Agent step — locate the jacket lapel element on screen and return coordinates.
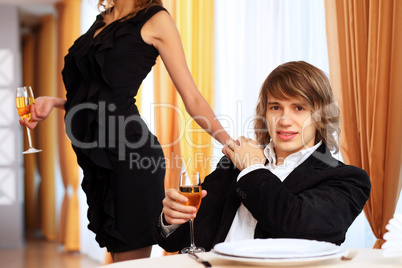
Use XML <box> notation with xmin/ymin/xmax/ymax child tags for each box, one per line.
<box><xmin>283</xmin><ymin>143</ymin><xmax>338</xmax><ymax>193</ymax></box>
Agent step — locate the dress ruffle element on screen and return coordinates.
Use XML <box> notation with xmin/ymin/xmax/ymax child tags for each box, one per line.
<box><xmin>92</xmin><ymin>16</ymin><xmax>145</xmax><ymax>89</ymax></box>
<box><xmin>81</xmin><ymin>161</ymin><xmax>127</xmax><ymax>249</ymax></box>
<box><xmin>66</xmin><ymin>17</ymin><xmax>126</xmax><ymax>249</ymax></box>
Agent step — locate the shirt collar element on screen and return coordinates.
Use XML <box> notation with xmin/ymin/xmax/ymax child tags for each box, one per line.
<box><xmin>264</xmin><ymin>140</ymin><xmax>323</xmax><ymax>168</ymax></box>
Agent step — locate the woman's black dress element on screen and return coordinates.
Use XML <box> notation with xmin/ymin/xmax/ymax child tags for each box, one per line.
<box><xmin>61</xmin><ymin>6</ymin><xmax>166</xmax><ymax>252</ymax></box>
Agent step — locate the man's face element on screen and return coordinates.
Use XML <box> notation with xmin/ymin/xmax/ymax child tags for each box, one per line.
<box><xmin>265</xmin><ymin>95</ymin><xmax>317</xmax><ymax>161</ymax></box>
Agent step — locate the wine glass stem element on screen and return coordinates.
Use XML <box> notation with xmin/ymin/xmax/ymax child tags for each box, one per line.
<box><xmin>189</xmin><ymin>219</ymin><xmax>195</xmax><ymax>249</ymax></box>
<box><xmin>26</xmin><ymin>127</ymin><xmax>34</xmax><ymax>148</ymax></box>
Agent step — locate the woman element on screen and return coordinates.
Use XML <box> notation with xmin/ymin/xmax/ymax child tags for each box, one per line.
<box><xmin>21</xmin><ymin>0</ymin><xmax>230</xmax><ymax>262</ymax></box>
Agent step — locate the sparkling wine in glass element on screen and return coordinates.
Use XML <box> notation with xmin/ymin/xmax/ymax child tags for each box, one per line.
<box><xmin>179</xmin><ymin>170</ymin><xmax>205</xmax><ymax>254</ymax></box>
<box><xmin>16</xmin><ymin>86</ymin><xmax>42</xmax><ymax>154</ymax></box>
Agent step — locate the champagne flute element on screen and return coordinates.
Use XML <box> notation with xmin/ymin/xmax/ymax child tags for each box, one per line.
<box><xmin>179</xmin><ymin>170</ymin><xmax>205</xmax><ymax>254</ymax></box>
<box><xmin>16</xmin><ymin>86</ymin><xmax>42</xmax><ymax>154</ymax></box>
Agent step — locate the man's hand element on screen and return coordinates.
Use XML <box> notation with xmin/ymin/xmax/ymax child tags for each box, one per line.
<box><xmin>162</xmin><ymin>188</ymin><xmax>207</xmax><ymax>225</ymax></box>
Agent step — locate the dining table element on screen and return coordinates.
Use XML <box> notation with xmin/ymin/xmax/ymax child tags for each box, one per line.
<box><xmin>100</xmin><ymin>248</ymin><xmax>401</xmax><ymax>268</ymax></box>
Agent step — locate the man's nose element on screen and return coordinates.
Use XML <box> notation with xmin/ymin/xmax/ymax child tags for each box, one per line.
<box><xmin>278</xmin><ymin>113</ymin><xmax>293</xmax><ymax>126</ymax></box>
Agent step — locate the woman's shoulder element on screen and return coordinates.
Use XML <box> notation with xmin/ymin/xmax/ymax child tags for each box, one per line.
<box><xmin>129</xmin><ymin>5</ymin><xmax>169</xmax><ymax>23</ymax></box>
<box><xmin>144</xmin><ymin>5</ymin><xmax>168</xmax><ymax>15</ymax></box>
<box><xmin>138</xmin><ymin>6</ymin><xmax>176</xmax><ymax>46</ymax></box>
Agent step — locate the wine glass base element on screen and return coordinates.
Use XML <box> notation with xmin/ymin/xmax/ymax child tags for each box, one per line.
<box><xmin>181</xmin><ymin>246</ymin><xmax>205</xmax><ymax>254</ymax></box>
<box><xmin>22</xmin><ymin>148</ymin><xmax>42</xmax><ymax>154</ymax></box>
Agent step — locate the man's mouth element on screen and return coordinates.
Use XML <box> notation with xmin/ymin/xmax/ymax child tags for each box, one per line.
<box><xmin>277</xmin><ymin>131</ymin><xmax>298</xmax><ymax>141</ymax></box>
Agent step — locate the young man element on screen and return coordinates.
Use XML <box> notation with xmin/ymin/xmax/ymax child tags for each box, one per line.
<box><xmin>153</xmin><ymin>61</ymin><xmax>371</xmax><ymax>252</ymax></box>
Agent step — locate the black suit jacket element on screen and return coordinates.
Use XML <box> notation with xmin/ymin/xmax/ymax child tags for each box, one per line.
<box><xmin>153</xmin><ymin>143</ymin><xmax>371</xmax><ymax>252</ymax></box>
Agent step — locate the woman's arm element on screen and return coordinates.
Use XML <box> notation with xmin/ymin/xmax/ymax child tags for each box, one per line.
<box><xmin>20</xmin><ymin>96</ymin><xmax>66</xmax><ymax>129</ymax></box>
<box><xmin>142</xmin><ymin>11</ymin><xmax>231</xmax><ymax>146</ymax></box>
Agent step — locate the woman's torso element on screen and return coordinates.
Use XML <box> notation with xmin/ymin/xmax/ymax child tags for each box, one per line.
<box><xmin>62</xmin><ymin>5</ymin><xmax>166</xmax><ymax>146</ymax></box>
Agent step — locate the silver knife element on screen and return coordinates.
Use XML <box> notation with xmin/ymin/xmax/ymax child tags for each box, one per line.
<box><xmin>188</xmin><ymin>252</ymin><xmax>212</xmax><ymax>267</ymax></box>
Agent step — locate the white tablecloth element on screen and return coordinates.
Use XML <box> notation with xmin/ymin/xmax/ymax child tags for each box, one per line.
<box><xmin>100</xmin><ymin>249</ymin><xmax>401</xmax><ymax>268</ymax></box>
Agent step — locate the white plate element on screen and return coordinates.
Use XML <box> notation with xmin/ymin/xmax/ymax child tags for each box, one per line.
<box><xmin>213</xmin><ymin>238</ymin><xmax>341</xmax><ymax>259</ymax></box>
<box><xmin>212</xmin><ymin>249</ymin><xmax>348</xmax><ymax>266</ymax></box>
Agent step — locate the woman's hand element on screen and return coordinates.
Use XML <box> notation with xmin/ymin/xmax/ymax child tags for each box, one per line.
<box><xmin>225</xmin><ymin>136</ymin><xmax>266</xmax><ymax>171</ymax></box>
<box><xmin>222</xmin><ymin>139</ymin><xmax>240</xmax><ymax>157</ymax></box>
<box><xmin>19</xmin><ymin>96</ymin><xmax>65</xmax><ymax>129</ymax></box>
<box><xmin>162</xmin><ymin>188</ymin><xmax>207</xmax><ymax>225</ymax></box>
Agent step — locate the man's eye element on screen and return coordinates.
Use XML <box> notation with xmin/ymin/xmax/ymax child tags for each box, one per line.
<box><xmin>271</xmin><ymin>106</ymin><xmax>280</xmax><ymax>110</ymax></box>
<box><xmin>295</xmin><ymin>106</ymin><xmax>305</xmax><ymax>111</ymax></box>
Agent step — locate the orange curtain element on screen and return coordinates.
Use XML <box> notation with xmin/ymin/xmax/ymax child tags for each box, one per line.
<box><xmin>34</xmin><ymin>15</ymin><xmax>58</xmax><ymax>241</ymax></box>
<box><xmin>21</xmin><ymin>34</ymin><xmax>39</xmax><ymax>231</ymax></box>
<box><xmin>175</xmin><ymin>0</ymin><xmax>215</xmax><ymax>181</ymax></box>
<box><xmin>153</xmin><ymin>0</ymin><xmax>182</xmax><ymax>191</ymax></box>
<box><xmin>55</xmin><ymin>0</ymin><xmax>82</xmax><ymax>251</ymax></box>
<box><xmin>325</xmin><ymin>0</ymin><xmax>402</xmax><ymax>248</ymax></box>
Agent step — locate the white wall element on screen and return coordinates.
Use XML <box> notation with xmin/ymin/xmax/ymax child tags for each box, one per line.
<box><xmin>0</xmin><ymin>4</ymin><xmax>24</xmax><ymax>248</ymax></box>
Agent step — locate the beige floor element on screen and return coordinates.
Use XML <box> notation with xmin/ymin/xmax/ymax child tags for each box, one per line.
<box><xmin>0</xmin><ymin>235</ymin><xmax>101</xmax><ymax>268</ymax></box>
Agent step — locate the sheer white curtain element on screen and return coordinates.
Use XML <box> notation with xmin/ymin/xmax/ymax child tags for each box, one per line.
<box><xmin>214</xmin><ymin>0</ymin><xmax>329</xmax><ymax>145</ymax></box>
<box><xmin>214</xmin><ymin>0</ymin><xmax>369</xmax><ymax>248</ymax></box>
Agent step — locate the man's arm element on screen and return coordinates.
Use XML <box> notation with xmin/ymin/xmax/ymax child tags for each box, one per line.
<box><xmin>237</xmin><ymin>165</ymin><xmax>370</xmax><ymax>245</ymax></box>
